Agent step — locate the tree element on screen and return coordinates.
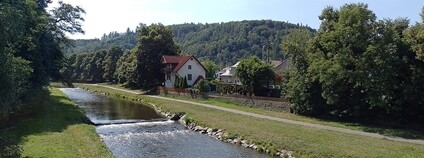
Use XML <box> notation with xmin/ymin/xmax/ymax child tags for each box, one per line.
<box><xmin>202</xmin><ymin>60</ymin><xmax>219</xmax><ymax>80</ymax></box>
<box><xmin>103</xmin><ymin>46</ymin><xmax>124</xmax><ymax>82</ymax></box>
<box><xmin>50</xmin><ymin>1</ymin><xmax>85</xmax><ymax>46</ymax></box>
<box><xmin>236</xmin><ymin>56</ymin><xmax>275</xmax><ymax>95</ymax></box>
<box><xmin>404</xmin><ymin>7</ymin><xmax>424</xmax><ymax>61</ymax></box>
<box><xmin>281</xmin><ymin>29</ymin><xmax>313</xmax><ymax>72</ymax></box>
<box><xmin>135</xmin><ymin>23</ymin><xmax>180</xmax><ymax>89</ymax></box>
<box><xmin>115</xmin><ymin>49</ymin><xmax>138</xmax><ymax>87</ymax></box>
<box><xmin>282</xmin><ymin>3</ymin><xmax>424</xmax><ymax>124</ymax></box>
<box><xmin>0</xmin><ymin>0</ymin><xmax>85</xmax><ymax>122</ymax></box>
<box><xmin>183</xmin><ymin>76</ymin><xmax>189</xmax><ymax>88</ymax></box>
<box><xmin>280</xmin><ymin>29</ymin><xmax>326</xmax><ymax>115</ymax></box>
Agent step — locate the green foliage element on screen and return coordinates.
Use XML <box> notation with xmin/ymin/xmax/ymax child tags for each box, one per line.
<box><xmin>64</xmin><ymin>46</ymin><xmax>125</xmax><ymax>83</ymax></box>
<box><xmin>236</xmin><ymin>56</ymin><xmax>275</xmax><ymax>95</ymax></box>
<box><xmin>193</xmin><ymin>79</ymin><xmax>209</xmax><ymax>92</ymax></box>
<box><xmin>65</xmin><ymin>20</ymin><xmax>315</xmax><ymax>66</ymax></box>
<box><xmin>183</xmin><ymin>115</ymin><xmax>194</xmax><ymax>125</ymax></box>
<box><xmin>102</xmin><ymin>46</ymin><xmax>124</xmax><ymax>82</ymax></box>
<box><xmin>174</xmin><ymin>76</ymin><xmax>180</xmax><ymax>88</ymax></box>
<box><xmin>216</xmin><ymin>83</ymin><xmax>243</xmax><ymax>94</ymax></box>
<box><xmin>404</xmin><ymin>7</ymin><xmax>424</xmax><ymax>61</ymax></box>
<box><xmin>0</xmin><ymin>0</ymin><xmax>84</xmax><ymax>121</ymax></box>
<box><xmin>283</xmin><ymin>3</ymin><xmax>424</xmax><ymax>124</ymax></box>
<box><xmin>135</xmin><ymin>23</ymin><xmax>180</xmax><ymax>89</ymax></box>
<box><xmin>64</xmin><ymin>30</ymin><xmax>137</xmax><ymax>54</ymax></box>
<box><xmin>182</xmin><ymin>76</ymin><xmax>189</xmax><ymax>88</ymax></box>
<box><xmin>202</xmin><ymin>60</ymin><xmax>219</xmax><ymax>80</ymax></box>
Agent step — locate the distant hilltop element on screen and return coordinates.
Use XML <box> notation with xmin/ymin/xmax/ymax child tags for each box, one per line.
<box><xmin>65</xmin><ymin>20</ymin><xmax>314</xmax><ymax>66</ymax></box>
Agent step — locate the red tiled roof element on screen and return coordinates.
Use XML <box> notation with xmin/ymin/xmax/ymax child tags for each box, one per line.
<box><xmin>161</xmin><ymin>55</ymin><xmax>207</xmax><ymax>73</ymax></box>
<box><xmin>172</xmin><ymin>56</ymin><xmax>192</xmax><ymax>73</ymax></box>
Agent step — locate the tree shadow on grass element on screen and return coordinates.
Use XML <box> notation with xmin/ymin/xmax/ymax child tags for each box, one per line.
<box><xmin>0</xmin><ymin>89</ymin><xmax>92</xmax><ymax>157</ymax></box>
<box><xmin>314</xmin><ymin>117</ymin><xmax>424</xmax><ymax>140</ymax></box>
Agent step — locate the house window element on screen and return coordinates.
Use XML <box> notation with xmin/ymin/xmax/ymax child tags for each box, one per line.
<box><xmin>187</xmin><ymin>74</ymin><xmax>192</xmax><ymax>81</ymax></box>
<box><xmin>166</xmin><ymin>73</ymin><xmax>171</xmax><ymax>80</ymax></box>
<box><xmin>188</xmin><ymin>65</ymin><xmax>192</xmax><ymax>69</ymax></box>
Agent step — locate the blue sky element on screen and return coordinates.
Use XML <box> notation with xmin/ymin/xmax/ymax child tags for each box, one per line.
<box><xmin>49</xmin><ymin>0</ymin><xmax>424</xmax><ymax>39</ymax></box>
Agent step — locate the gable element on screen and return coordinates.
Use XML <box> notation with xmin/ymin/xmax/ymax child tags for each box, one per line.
<box><xmin>173</xmin><ymin>56</ymin><xmax>206</xmax><ymax>73</ymax></box>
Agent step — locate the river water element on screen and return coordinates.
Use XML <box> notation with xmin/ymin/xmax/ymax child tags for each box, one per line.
<box><xmin>60</xmin><ymin>88</ymin><xmax>267</xmax><ymax>158</ymax></box>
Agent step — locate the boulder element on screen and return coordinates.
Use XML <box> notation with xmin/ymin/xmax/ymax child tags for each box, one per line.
<box><xmin>194</xmin><ymin>126</ymin><xmax>203</xmax><ymax>131</ymax></box>
<box><xmin>206</xmin><ymin>128</ymin><xmax>213</xmax><ymax>133</ymax></box>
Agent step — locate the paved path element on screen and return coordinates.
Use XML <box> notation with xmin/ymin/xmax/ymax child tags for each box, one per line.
<box><xmin>90</xmin><ymin>84</ymin><xmax>424</xmax><ymax>145</ymax></box>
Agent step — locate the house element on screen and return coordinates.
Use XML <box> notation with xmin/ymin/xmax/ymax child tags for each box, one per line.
<box><xmin>270</xmin><ymin>59</ymin><xmax>291</xmax><ymax>73</ymax></box>
<box><xmin>218</xmin><ymin>62</ymin><xmax>241</xmax><ymax>85</ymax></box>
<box><xmin>161</xmin><ymin>55</ymin><xmax>206</xmax><ymax>88</ymax></box>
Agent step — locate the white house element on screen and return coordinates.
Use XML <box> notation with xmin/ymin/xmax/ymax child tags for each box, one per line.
<box><xmin>161</xmin><ymin>55</ymin><xmax>206</xmax><ymax>88</ymax></box>
<box><xmin>218</xmin><ymin>62</ymin><xmax>241</xmax><ymax>85</ymax></box>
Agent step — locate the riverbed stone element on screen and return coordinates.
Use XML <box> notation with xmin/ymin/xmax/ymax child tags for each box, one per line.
<box><xmin>194</xmin><ymin>126</ymin><xmax>202</xmax><ymax>131</ymax></box>
<box><xmin>233</xmin><ymin>139</ymin><xmax>239</xmax><ymax>144</ymax></box>
<box><xmin>276</xmin><ymin>152</ymin><xmax>281</xmax><ymax>156</ymax></box>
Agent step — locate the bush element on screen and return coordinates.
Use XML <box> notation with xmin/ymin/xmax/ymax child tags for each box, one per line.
<box><xmin>193</xmin><ymin>80</ymin><xmax>209</xmax><ymax>92</ymax></box>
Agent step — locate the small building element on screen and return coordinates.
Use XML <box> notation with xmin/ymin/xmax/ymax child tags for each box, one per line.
<box><xmin>161</xmin><ymin>55</ymin><xmax>206</xmax><ymax>88</ymax></box>
<box><xmin>271</xmin><ymin>59</ymin><xmax>291</xmax><ymax>73</ymax></box>
<box><xmin>218</xmin><ymin>62</ymin><xmax>241</xmax><ymax>85</ymax></box>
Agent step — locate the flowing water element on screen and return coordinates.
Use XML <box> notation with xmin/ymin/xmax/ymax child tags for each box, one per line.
<box><xmin>60</xmin><ymin>88</ymin><xmax>267</xmax><ymax>158</ymax></box>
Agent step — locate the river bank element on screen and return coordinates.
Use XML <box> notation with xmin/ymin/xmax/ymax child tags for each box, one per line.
<box><xmin>60</xmin><ymin>87</ymin><xmax>266</xmax><ymax>158</ymax></box>
<box><xmin>76</xmin><ymin>83</ymin><xmax>424</xmax><ymax>157</ymax></box>
<box><xmin>0</xmin><ymin>88</ymin><xmax>112</xmax><ymax>157</ymax></box>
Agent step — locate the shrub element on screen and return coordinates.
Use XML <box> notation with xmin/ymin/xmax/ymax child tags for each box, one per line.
<box><xmin>194</xmin><ymin>80</ymin><xmax>209</xmax><ymax>92</ymax></box>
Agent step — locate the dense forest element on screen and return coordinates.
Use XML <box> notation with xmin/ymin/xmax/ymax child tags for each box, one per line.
<box><xmin>0</xmin><ymin>0</ymin><xmax>84</xmax><ymax>122</ymax></box>
<box><xmin>65</xmin><ymin>20</ymin><xmax>314</xmax><ymax>66</ymax></box>
<box><xmin>282</xmin><ymin>4</ymin><xmax>424</xmax><ymax>125</ymax></box>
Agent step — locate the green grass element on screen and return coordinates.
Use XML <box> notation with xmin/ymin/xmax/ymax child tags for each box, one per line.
<box><xmin>76</xmin><ymin>84</ymin><xmax>424</xmax><ymax>158</ymax></box>
<box><xmin>0</xmin><ymin>88</ymin><xmax>112</xmax><ymax>158</ymax></box>
<box><xmin>164</xmin><ymin>94</ymin><xmax>424</xmax><ymax>140</ymax></box>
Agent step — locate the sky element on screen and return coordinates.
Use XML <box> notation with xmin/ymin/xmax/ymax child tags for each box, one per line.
<box><xmin>48</xmin><ymin>0</ymin><xmax>424</xmax><ymax>39</ymax></box>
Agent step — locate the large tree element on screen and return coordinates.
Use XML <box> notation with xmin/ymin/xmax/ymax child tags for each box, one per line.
<box><xmin>236</xmin><ymin>56</ymin><xmax>275</xmax><ymax>95</ymax></box>
<box><xmin>103</xmin><ymin>46</ymin><xmax>123</xmax><ymax>82</ymax></box>
<box><xmin>0</xmin><ymin>0</ymin><xmax>85</xmax><ymax>122</ymax></box>
<box><xmin>135</xmin><ymin>24</ymin><xmax>180</xmax><ymax>89</ymax></box>
<box><xmin>283</xmin><ymin>3</ymin><xmax>424</xmax><ymax>124</ymax></box>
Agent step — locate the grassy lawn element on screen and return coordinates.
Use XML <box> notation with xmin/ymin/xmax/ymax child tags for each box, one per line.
<box><xmin>76</xmin><ymin>83</ymin><xmax>424</xmax><ymax>157</ymax></box>
<box><xmin>165</xmin><ymin>94</ymin><xmax>424</xmax><ymax>140</ymax></box>
<box><xmin>0</xmin><ymin>88</ymin><xmax>112</xmax><ymax>158</ymax></box>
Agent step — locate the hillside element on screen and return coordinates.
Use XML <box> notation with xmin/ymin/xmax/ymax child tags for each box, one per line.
<box><xmin>65</xmin><ymin>20</ymin><xmax>314</xmax><ymax>66</ymax></box>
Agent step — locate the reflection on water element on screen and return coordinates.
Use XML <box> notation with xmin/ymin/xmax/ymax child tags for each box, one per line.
<box><xmin>60</xmin><ymin>88</ymin><xmax>163</xmax><ymax>124</ymax></box>
<box><xmin>60</xmin><ymin>88</ymin><xmax>266</xmax><ymax>158</ymax></box>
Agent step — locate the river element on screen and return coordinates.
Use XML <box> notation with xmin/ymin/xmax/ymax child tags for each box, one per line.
<box><xmin>60</xmin><ymin>88</ymin><xmax>267</xmax><ymax>158</ymax></box>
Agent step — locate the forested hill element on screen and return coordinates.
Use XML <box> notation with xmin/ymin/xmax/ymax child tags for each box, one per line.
<box><xmin>65</xmin><ymin>20</ymin><xmax>314</xmax><ymax>66</ymax></box>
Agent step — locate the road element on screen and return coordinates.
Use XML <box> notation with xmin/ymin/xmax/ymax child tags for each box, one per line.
<box><xmin>90</xmin><ymin>84</ymin><xmax>424</xmax><ymax>145</ymax></box>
